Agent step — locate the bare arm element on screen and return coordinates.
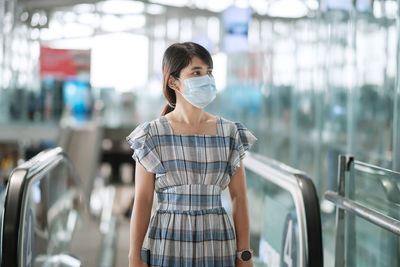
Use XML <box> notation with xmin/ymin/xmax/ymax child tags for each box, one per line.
<box><xmin>228</xmin><ymin>159</ymin><xmax>253</xmax><ymax>266</ymax></box>
<box><xmin>128</xmin><ymin>161</ymin><xmax>155</xmax><ymax>267</ymax></box>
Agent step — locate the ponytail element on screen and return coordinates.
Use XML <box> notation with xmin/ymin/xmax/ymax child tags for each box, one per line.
<box><xmin>161</xmin><ymin>102</ymin><xmax>175</xmax><ymax>116</ymax></box>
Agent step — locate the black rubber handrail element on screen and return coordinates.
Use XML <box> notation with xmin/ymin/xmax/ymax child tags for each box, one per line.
<box><xmin>1</xmin><ymin>147</ymin><xmax>83</xmax><ymax>267</ymax></box>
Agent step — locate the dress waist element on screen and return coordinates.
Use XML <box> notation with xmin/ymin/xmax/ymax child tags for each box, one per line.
<box><xmin>156</xmin><ymin>184</ymin><xmax>223</xmax><ymax>213</ymax></box>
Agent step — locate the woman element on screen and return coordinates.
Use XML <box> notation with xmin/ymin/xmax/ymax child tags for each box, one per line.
<box><xmin>127</xmin><ymin>42</ymin><xmax>257</xmax><ymax>267</ymax></box>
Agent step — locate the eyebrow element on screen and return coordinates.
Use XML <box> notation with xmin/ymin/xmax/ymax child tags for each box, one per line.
<box><xmin>190</xmin><ymin>66</ymin><xmax>213</xmax><ymax>71</ymax></box>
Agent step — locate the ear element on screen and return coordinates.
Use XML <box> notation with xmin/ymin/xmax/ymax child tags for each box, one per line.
<box><xmin>168</xmin><ymin>76</ymin><xmax>178</xmax><ymax>90</ymax></box>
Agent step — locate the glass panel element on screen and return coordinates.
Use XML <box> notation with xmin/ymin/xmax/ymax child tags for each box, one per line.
<box><xmin>353</xmin><ymin>18</ymin><xmax>396</xmax><ymax>168</ymax></box>
<box><xmin>246</xmin><ymin>169</ymin><xmax>301</xmax><ymax>267</ymax></box>
<box><xmin>344</xmin><ymin>160</ymin><xmax>400</xmax><ymax>267</ymax></box>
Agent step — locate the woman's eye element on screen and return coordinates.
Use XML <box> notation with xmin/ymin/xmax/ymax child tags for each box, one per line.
<box><xmin>193</xmin><ymin>71</ymin><xmax>200</xmax><ymax>75</ymax></box>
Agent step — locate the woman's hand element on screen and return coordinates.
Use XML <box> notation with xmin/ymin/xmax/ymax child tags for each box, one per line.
<box><xmin>236</xmin><ymin>259</ymin><xmax>254</xmax><ymax>267</ymax></box>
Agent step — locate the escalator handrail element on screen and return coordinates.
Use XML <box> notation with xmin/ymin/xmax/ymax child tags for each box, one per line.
<box><xmin>244</xmin><ymin>152</ymin><xmax>323</xmax><ymax>267</ymax></box>
<box><xmin>324</xmin><ymin>191</ymin><xmax>400</xmax><ymax>235</ymax></box>
<box><xmin>1</xmin><ymin>147</ymin><xmax>84</xmax><ymax>267</ymax></box>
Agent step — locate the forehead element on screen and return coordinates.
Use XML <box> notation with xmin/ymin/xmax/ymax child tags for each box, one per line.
<box><xmin>181</xmin><ymin>56</ymin><xmax>211</xmax><ymax>72</ymax></box>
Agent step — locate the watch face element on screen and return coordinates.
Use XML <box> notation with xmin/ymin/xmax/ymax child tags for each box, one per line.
<box><xmin>241</xmin><ymin>250</ymin><xmax>252</xmax><ymax>261</ymax></box>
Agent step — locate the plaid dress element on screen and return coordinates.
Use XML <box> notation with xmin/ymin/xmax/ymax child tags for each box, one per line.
<box><xmin>126</xmin><ymin>115</ymin><xmax>257</xmax><ymax>267</ymax></box>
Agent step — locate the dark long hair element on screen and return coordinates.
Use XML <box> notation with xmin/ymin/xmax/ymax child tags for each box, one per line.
<box><xmin>160</xmin><ymin>42</ymin><xmax>213</xmax><ymax>116</ymax></box>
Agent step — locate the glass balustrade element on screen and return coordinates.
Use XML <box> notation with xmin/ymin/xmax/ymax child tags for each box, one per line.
<box><xmin>325</xmin><ymin>155</ymin><xmax>400</xmax><ymax>267</ymax></box>
<box><xmin>345</xmin><ymin>159</ymin><xmax>400</xmax><ymax>267</ymax></box>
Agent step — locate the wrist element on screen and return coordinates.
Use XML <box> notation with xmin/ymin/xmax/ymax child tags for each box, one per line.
<box><xmin>128</xmin><ymin>251</ymin><xmax>141</xmax><ymax>261</ymax></box>
<box><xmin>236</xmin><ymin>248</ymin><xmax>254</xmax><ymax>262</ymax></box>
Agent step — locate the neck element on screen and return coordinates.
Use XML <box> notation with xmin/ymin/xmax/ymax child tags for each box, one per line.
<box><xmin>169</xmin><ymin>104</ymin><xmax>207</xmax><ymax>124</ymax></box>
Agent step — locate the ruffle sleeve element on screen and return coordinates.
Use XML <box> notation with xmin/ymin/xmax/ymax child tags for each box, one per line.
<box><xmin>228</xmin><ymin>122</ymin><xmax>258</xmax><ymax>177</ymax></box>
<box><xmin>126</xmin><ymin>122</ymin><xmax>166</xmax><ymax>175</ymax></box>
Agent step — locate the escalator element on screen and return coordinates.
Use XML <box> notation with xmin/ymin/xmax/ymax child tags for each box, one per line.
<box><xmin>1</xmin><ymin>147</ymin><xmax>324</xmax><ymax>267</ymax></box>
<box><xmin>0</xmin><ymin>147</ymin><xmax>114</xmax><ymax>267</ymax></box>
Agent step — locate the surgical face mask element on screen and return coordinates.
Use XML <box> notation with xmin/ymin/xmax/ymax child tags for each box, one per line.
<box><xmin>175</xmin><ymin>75</ymin><xmax>217</xmax><ymax>109</ymax></box>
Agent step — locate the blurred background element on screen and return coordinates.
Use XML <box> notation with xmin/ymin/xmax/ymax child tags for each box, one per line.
<box><xmin>1</xmin><ymin>0</ymin><xmax>400</xmax><ymax>266</ymax></box>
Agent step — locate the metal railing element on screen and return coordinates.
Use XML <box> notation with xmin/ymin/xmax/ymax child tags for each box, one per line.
<box><xmin>324</xmin><ymin>155</ymin><xmax>400</xmax><ymax>267</ymax></box>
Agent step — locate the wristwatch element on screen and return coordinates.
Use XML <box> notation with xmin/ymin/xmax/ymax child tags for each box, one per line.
<box><xmin>237</xmin><ymin>249</ymin><xmax>253</xmax><ymax>261</ymax></box>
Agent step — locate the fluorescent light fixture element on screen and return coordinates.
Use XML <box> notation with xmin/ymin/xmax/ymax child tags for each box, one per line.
<box><xmin>77</xmin><ymin>13</ymin><xmax>100</xmax><ymax>26</ymax></box>
<box><xmin>206</xmin><ymin>0</ymin><xmax>233</xmax><ymax>12</ymax></box>
<box><xmin>101</xmin><ymin>14</ymin><xmax>146</xmax><ymax>31</ymax></box>
<box><xmin>305</xmin><ymin>0</ymin><xmax>319</xmax><ymax>10</ymax></box>
<box><xmin>150</xmin><ymin>0</ymin><xmax>188</xmax><ymax>7</ymax></box>
<box><xmin>122</xmin><ymin>15</ymin><xmax>146</xmax><ymax>29</ymax></box>
<box><xmin>268</xmin><ymin>0</ymin><xmax>308</xmax><ymax>18</ymax></box>
<box><xmin>45</xmin><ymin>37</ymin><xmax>93</xmax><ymax>49</ymax></box>
<box><xmin>235</xmin><ymin>0</ymin><xmax>250</xmax><ymax>8</ymax></box>
<box><xmin>73</xmin><ymin>3</ymin><xmax>95</xmax><ymax>13</ymax></box>
<box><xmin>31</xmin><ymin>12</ymin><xmax>41</xmax><ymax>27</ymax></box>
<box><xmin>64</xmin><ymin>23</ymin><xmax>94</xmax><ymax>38</ymax></box>
<box><xmin>373</xmin><ymin>1</ymin><xmax>382</xmax><ymax>18</ymax></box>
<box><xmin>91</xmin><ymin>33</ymin><xmax>149</xmax><ymax>91</ymax></box>
<box><xmin>98</xmin><ymin>0</ymin><xmax>145</xmax><ymax>15</ymax></box>
<box><xmin>250</xmin><ymin>0</ymin><xmax>269</xmax><ymax>15</ymax></box>
<box><xmin>63</xmin><ymin>11</ymin><xmax>77</xmax><ymax>23</ymax></box>
<box><xmin>40</xmin><ymin>27</ymin><xmax>63</xmax><ymax>41</ymax></box>
<box><xmin>20</xmin><ymin>11</ymin><xmax>29</xmax><ymax>22</ymax></box>
<box><xmin>31</xmin><ymin>28</ymin><xmax>40</xmax><ymax>40</ymax></box>
<box><xmin>385</xmin><ymin>1</ymin><xmax>397</xmax><ymax>19</ymax></box>
<box><xmin>194</xmin><ymin>0</ymin><xmax>207</xmax><ymax>9</ymax></box>
<box><xmin>146</xmin><ymin>4</ymin><xmax>166</xmax><ymax>15</ymax></box>
<box><xmin>101</xmin><ymin>14</ymin><xmax>124</xmax><ymax>32</ymax></box>
<box><xmin>39</xmin><ymin>14</ymin><xmax>48</xmax><ymax>26</ymax></box>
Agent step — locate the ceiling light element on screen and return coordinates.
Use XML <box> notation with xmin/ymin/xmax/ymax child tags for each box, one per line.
<box><xmin>305</xmin><ymin>0</ymin><xmax>319</xmax><ymax>10</ymax></box>
<box><xmin>20</xmin><ymin>11</ymin><xmax>29</xmax><ymax>22</ymax></box>
<box><xmin>250</xmin><ymin>0</ymin><xmax>269</xmax><ymax>15</ymax></box>
<box><xmin>206</xmin><ymin>0</ymin><xmax>233</xmax><ymax>12</ymax></box>
<box><xmin>31</xmin><ymin>12</ymin><xmax>41</xmax><ymax>26</ymax></box>
<box><xmin>146</xmin><ymin>4</ymin><xmax>166</xmax><ymax>15</ymax></box>
<box><xmin>235</xmin><ymin>0</ymin><xmax>250</xmax><ymax>8</ymax></box>
<box><xmin>268</xmin><ymin>0</ymin><xmax>308</xmax><ymax>18</ymax></box>
<box><xmin>64</xmin><ymin>23</ymin><xmax>94</xmax><ymax>38</ymax></box>
<box><xmin>78</xmin><ymin>13</ymin><xmax>100</xmax><ymax>26</ymax></box>
<box><xmin>98</xmin><ymin>0</ymin><xmax>145</xmax><ymax>15</ymax></box>
<box><xmin>100</xmin><ymin>14</ymin><xmax>145</xmax><ymax>32</ymax></box>
<box><xmin>73</xmin><ymin>3</ymin><xmax>95</xmax><ymax>13</ymax></box>
<box><xmin>149</xmin><ymin>0</ymin><xmax>188</xmax><ymax>8</ymax></box>
<box><xmin>63</xmin><ymin>12</ymin><xmax>77</xmax><ymax>23</ymax></box>
<box><xmin>122</xmin><ymin>15</ymin><xmax>146</xmax><ymax>29</ymax></box>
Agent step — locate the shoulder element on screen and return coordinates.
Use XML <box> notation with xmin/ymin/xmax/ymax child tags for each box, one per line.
<box><xmin>219</xmin><ymin>116</ymin><xmax>247</xmax><ymax>135</ymax></box>
<box><xmin>126</xmin><ymin>117</ymin><xmax>164</xmax><ymax>142</ymax></box>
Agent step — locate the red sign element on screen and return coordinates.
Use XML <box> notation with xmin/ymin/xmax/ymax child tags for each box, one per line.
<box><xmin>40</xmin><ymin>47</ymin><xmax>90</xmax><ymax>78</ymax></box>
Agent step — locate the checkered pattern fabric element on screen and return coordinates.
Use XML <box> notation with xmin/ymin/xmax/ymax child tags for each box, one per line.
<box><xmin>126</xmin><ymin>115</ymin><xmax>257</xmax><ymax>267</ymax></box>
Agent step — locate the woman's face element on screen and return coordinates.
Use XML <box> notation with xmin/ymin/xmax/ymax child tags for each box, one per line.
<box><xmin>176</xmin><ymin>56</ymin><xmax>213</xmax><ymax>94</ymax></box>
